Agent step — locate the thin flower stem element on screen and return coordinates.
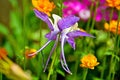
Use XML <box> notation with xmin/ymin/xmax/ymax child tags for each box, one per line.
<box><xmin>37</xmin><ymin>20</ymin><xmax>42</xmax><ymax>79</ymax></box>
<box><xmin>47</xmin><ymin>35</ymin><xmax>59</xmax><ymax>80</ymax></box>
<box><xmin>105</xmin><ymin>8</ymin><xmax>114</xmax><ymax>80</ymax></box>
<box><xmin>108</xmin><ymin>8</ymin><xmax>114</xmax><ymax>37</ymax></box>
<box><xmin>107</xmin><ymin>54</ymin><xmax>114</xmax><ymax>80</ymax></box>
<box><xmin>86</xmin><ymin>2</ymin><xmax>94</xmax><ymax>32</ymax></box>
<box><xmin>83</xmin><ymin>68</ymin><xmax>88</xmax><ymax>80</ymax></box>
<box><xmin>73</xmin><ymin>56</ymin><xmax>79</xmax><ymax>80</ymax></box>
<box><xmin>58</xmin><ymin>0</ymin><xmax>63</xmax><ymax>16</ymax></box>
<box><xmin>23</xmin><ymin>0</ymin><xmax>27</xmax><ymax>70</ymax></box>
<box><xmin>0</xmin><ymin>73</ymin><xmax>2</xmax><ymax>80</ymax></box>
<box><xmin>111</xmin><ymin>10</ymin><xmax>120</xmax><ymax>80</ymax></box>
<box><xmin>90</xmin><ymin>1</ymin><xmax>99</xmax><ymax>32</ymax></box>
<box><xmin>100</xmin><ymin>56</ymin><xmax>106</xmax><ymax>79</ymax></box>
<box><xmin>107</xmin><ymin>9</ymin><xmax>120</xmax><ymax>80</ymax></box>
<box><xmin>85</xmin><ymin>1</ymin><xmax>99</xmax><ymax>52</ymax></box>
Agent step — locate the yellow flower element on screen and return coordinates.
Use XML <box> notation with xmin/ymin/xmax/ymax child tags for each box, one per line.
<box><xmin>104</xmin><ymin>20</ymin><xmax>120</xmax><ymax>34</ymax></box>
<box><xmin>106</xmin><ymin>0</ymin><xmax>120</xmax><ymax>10</ymax></box>
<box><xmin>0</xmin><ymin>49</ymin><xmax>31</xmax><ymax>80</ymax></box>
<box><xmin>80</xmin><ymin>54</ymin><xmax>99</xmax><ymax>69</ymax></box>
<box><xmin>32</xmin><ymin>0</ymin><xmax>55</xmax><ymax>16</ymax></box>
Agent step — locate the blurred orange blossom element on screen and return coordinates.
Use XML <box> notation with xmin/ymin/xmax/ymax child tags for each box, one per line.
<box><xmin>32</xmin><ymin>0</ymin><xmax>55</xmax><ymax>16</ymax></box>
<box><xmin>104</xmin><ymin>20</ymin><xmax>120</xmax><ymax>34</ymax></box>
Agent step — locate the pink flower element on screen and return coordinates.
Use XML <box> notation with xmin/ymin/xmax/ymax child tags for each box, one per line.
<box><xmin>63</xmin><ymin>0</ymin><xmax>118</xmax><ymax>22</ymax></box>
<box><xmin>63</xmin><ymin>0</ymin><xmax>89</xmax><ymax>20</ymax></box>
<box><xmin>78</xmin><ymin>9</ymin><xmax>90</xmax><ymax>20</ymax></box>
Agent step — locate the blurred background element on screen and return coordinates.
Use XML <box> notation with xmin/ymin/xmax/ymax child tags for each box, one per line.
<box><xmin>0</xmin><ymin>0</ymin><xmax>120</xmax><ymax>80</ymax></box>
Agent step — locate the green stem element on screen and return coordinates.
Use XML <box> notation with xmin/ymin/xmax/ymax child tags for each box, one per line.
<box><xmin>90</xmin><ymin>1</ymin><xmax>99</xmax><ymax>32</ymax></box>
<box><xmin>37</xmin><ymin>20</ymin><xmax>42</xmax><ymax>79</ymax></box>
<box><xmin>108</xmin><ymin>8</ymin><xmax>114</xmax><ymax>37</ymax></box>
<box><xmin>23</xmin><ymin>0</ymin><xmax>27</xmax><ymax>70</ymax></box>
<box><xmin>47</xmin><ymin>35</ymin><xmax>59</xmax><ymax>80</ymax></box>
<box><xmin>100</xmin><ymin>56</ymin><xmax>106</xmax><ymax>79</ymax></box>
<box><xmin>107</xmin><ymin>9</ymin><xmax>120</xmax><ymax>80</ymax></box>
<box><xmin>83</xmin><ymin>68</ymin><xmax>88</xmax><ymax>80</ymax></box>
<box><xmin>85</xmin><ymin>1</ymin><xmax>99</xmax><ymax>53</ymax></box>
<box><xmin>86</xmin><ymin>2</ymin><xmax>94</xmax><ymax>32</ymax></box>
<box><xmin>47</xmin><ymin>49</ymin><xmax>57</xmax><ymax>80</ymax></box>
<box><xmin>73</xmin><ymin>56</ymin><xmax>79</xmax><ymax>80</ymax></box>
<box><xmin>0</xmin><ymin>73</ymin><xmax>2</xmax><ymax>80</ymax></box>
<box><xmin>107</xmin><ymin>54</ymin><xmax>114</xmax><ymax>80</ymax></box>
<box><xmin>58</xmin><ymin>0</ymin><xmax>63</xmax><ymax>16</ymax></box>
<box><xmin>111</xmin><ymin>10</ymin><xmax>120</xmax><ymax>80</ymax></box>
<box><xmin>105</xmin><ymin>7</ymin><xmax>114</xmax><ymax>80</ymax></box>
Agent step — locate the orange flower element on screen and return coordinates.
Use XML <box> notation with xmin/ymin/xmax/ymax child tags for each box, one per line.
<box><xmin>80</xmin><ymin>54</ymin><xmax>99</xmax><ymax>69</ymax></box>
<box><xmin>104</xmin><ymin>20</ymin><xmax>120</xmax><ymax>34</ymax></box>
<box><xmin>106</xmin><ymin>0</ymin><xmax>120</xmax><ymax>10</ymax></box>
<box><xmin>0</xmin><ymin>48</ymin><xmax>7</xmax><ymax>58</ymax></box>
<box><xmin>32</xmin><ymin>0</ymin><xmax>55</xmax><ymax>16</ymax></box>
<box><xmin>25</xmin><ymin>49</ymin><xmax>37</xmax><ymax>59</ymax></box>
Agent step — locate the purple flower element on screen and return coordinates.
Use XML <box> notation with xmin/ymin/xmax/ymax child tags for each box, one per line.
<box><xmin>29</xmin><ymin>9</ymin><xmax>94</xmax><ymax>74</ymax></box>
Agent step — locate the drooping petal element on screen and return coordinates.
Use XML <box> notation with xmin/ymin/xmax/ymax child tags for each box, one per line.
<box><xmin>34</xmin><ymin>9</ymin><xmax>54</xmax><ymax>30</ymax></box>
<box><xmin>58</xmin><ymin>15</ymin><xmax>79</xmax><ymax>31</ymax></box>
<box><xmin>60</xmin><ymin>35</ymin><xmax>72</xmax><ymax>74</ymax></box>
<box><xmin>67</xmin><ymin>30</ymin><xmax>95</xmax><ymax>38</ymax></box>
<box><xmin>67</xmin><ymin>38</ymin><xmax>75</xmax><ymax>50</ymax></box>
<box><xmin>28</xmin><ymin>40</ymin><xmax>51</xmax><ymax>56</ymax></box>
<box><xmin>44</xmin><ymin>35</ymin><xmax>59</xmax><ymax>72</ymax></box>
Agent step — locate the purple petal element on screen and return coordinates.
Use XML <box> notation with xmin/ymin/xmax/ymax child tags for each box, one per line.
<box><xmin>45</xmin><ymin>32</ymin><xmax>56</xmax><ymax>40</ymax></box>
<box><xmin>60</xmin><ymin>36</ymin><xmax>72</xmax><ymax>74</ymax></box>
<box><xmin>58</xmin><ymin>15</ymin><xmax>79</xmax><ymax>31</ymax></box>
<box><xmin>43</xmin><ymin>35</ymin><xmax>59</xmax><ymax>72</ymax></box>
<box><xmin>67</xmin><ymin>38</ymin><xmax>75</xmax><ymax>50</ymax></box>
<box><xmin>67</xmin><ymin>30</ymin><xmax>95</xmax><ymax>38</ymax></box>
<box><xmin>45</xmin><ymin>30</ymin><xmax>59</xmax><ymax>40</ymax></box>
<box><xmin>60</xmin><ymin>53</ymin><xmax>72</xmax><ymax>74</ymax></box>
<box><xmin>33</xmin><ymin>9</ymin><xmax>54</xmax><ymax>30</ymax></box>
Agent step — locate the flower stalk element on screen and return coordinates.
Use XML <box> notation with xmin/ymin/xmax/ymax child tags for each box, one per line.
<box><xmin>83</xmin><ymin>68</ymin><xmax>88</xmax><ymax>80</ymax></box>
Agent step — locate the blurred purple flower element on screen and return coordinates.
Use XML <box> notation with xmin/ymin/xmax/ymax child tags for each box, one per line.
<box><xmin>29</xmin><ymin>9</ymin><xmax>94</xmax><ymax>74</ymax></box>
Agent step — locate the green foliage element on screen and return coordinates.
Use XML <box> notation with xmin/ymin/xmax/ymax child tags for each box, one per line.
<box><xmin>0</xmin><ymin>0</ymin><xmax>120</xmax><ymax>80</ymax></box>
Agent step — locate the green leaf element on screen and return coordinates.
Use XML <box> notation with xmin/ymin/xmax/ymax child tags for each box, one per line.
<box><xmin>56</xmin><ymin>69</ymin><xmax>65</xmax><ymax>77</ymax></box>
<box><xmin>114</xmin><ymin>55</ymin><xmax>120</xmax><ymax>61</ymax></box>
<box><xmin>0</xmin><ymin>24</ymin><xmax>9</xmax><ymax>36</ymax></box>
